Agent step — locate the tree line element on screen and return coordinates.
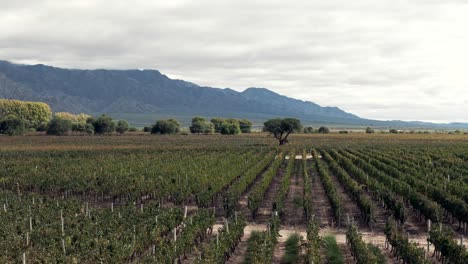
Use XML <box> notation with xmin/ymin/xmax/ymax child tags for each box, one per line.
<box><xmin>0</xmin><ymin>99</ymin><xmax>334</xmax><ymax>144</ymax></box>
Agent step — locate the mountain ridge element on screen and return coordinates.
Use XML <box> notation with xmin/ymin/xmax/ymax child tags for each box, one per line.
<box><xmin>0</xmin><ymin>60</ymin><xmax>466</xmax><ymax>129</ymax></box>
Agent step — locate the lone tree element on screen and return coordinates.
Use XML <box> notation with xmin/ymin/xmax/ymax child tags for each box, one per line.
<box><xmin>263</xmin><ymin>118</ymin><xmax>302</xmax><ymax>145</ymax></box>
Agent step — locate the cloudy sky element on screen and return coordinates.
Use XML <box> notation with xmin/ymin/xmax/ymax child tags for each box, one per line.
<box><xmin>1</xmin><ymin>0</ymin><xmax>467</xmax><ymax>122</ymax></box>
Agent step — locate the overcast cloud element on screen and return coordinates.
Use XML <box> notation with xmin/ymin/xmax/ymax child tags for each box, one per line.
<box><xmin>1</xmin><ymin>0</ymin><xmax>467</xmax><ymax>122</ymax></box>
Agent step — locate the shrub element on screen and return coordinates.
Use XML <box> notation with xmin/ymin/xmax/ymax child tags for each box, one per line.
<box><xmin>220</xmin><ymin>121</ymin><xmax>241</xmax><ymax>135</ymax></box>
<box><xmin>116</xmin><ymin>120</ymin><xmax>129</xmax><ymax>134</ymax></box>
<box><xmin>318</xmin><ymin>126</ymin><xmax>330</xmax><ymax>134</ymax></box>
<box><xmin>92</xmin><ymin>115</ymin><xmax>115</xmax><ymax>135</ymax></box>
<box><xmin>47</xmin><ymin>118</ymin><xmax>73</xmax><ymax>136</ymax></box>
<box><xmin>303</xmin><ymin>126</ymin><xmax>314</xmax><ymax>134</ymax></box>
<box><xmin>152</xmin><ymin>119</ymin><xmax>180</xmax><ymax>134</ymax></box>
<box><xmin>239</xmin><ymin>119</ymin><xmax>253</xmax><ymax>133</ymax></box>
<box><xmin>0</xmin><ymin>116</ymin><xmax>26</xmax><ymax>136</ymax></box>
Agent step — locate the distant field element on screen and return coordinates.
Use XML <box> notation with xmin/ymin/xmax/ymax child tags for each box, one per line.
<box><xmin>1</xmin><ymin>133</ymin><xmax>467</xmax><ymax>263</ymax></box>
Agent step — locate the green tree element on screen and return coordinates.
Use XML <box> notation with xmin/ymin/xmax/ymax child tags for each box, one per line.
<box><xmin>220</xmin><ymin>121</ymin><xmax>241</xmax><ymax>135</ymax></box>
<box><xmin>116</xmin><ymin>120</ymin><xmax>129</xmax><ymax>134</ymax></box>
<box><xmin>318</xmin><ymin>126</ymin><xmax>330</xmax><ymax>134</ymax></box>
<box><xmin>365</xmin><ymin>127</ymin><xmax>375</xmax><ymax>134</ymax></box>
<box><xmin>210</xmin><ymin>118</ymin><xmax>225</xmax><ymax>133</ymax></box>
<box><xmin>263</xmin><ymin>118</ymin><xmax>302</xmax><ymax>145</ymax></box>
<box><xmin>92</xmin><ymin>115</ymin><xmax>115</xmax><ymax>135</ymax></box>
<box><xmin>389</xmin><ymin>129</ymin><xmax>398</xmax><ymax>134</ymax></box>
<box><xmin>72</xmin><ymin>121</ymin><xmax>94</xmax><ymax>134</ymax></box>
<box><xmin>239</xmin><ymin>119</ymin><xmax>253</xmax><ymax>133</ymax></box>
<box><xmin>190</xmin><ymin>117</ymin><xmax>213</xmax><ymax>134</ymax></box>
<box><xmin>152</xmin><ymin>119</ymin><xmax>180</xmax><ymax>134</ymax></box>
<box><xmin>303</xmin><ymin>126</ymin><xmax>314</xmax><ymax>134</ymax></box>
<box><xmin>46</xmin><ymin>118</ymin><xmax>73</xmax><ymax>136</ymax></box>
<box><xmin>0</xmin><ymin>99</ymin><xmax>52</xmax><ymax>128</ymax></box>
<box><xmin>0</xmin><ymin>116</ymin><xmax>26</xmax><ymax>136</ymax></box>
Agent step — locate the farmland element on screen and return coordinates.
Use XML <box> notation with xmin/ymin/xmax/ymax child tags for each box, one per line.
<box><xmin>1</xmin><ymin>133</ymin><xmax>467</xmax><ymax>263</ymax></box>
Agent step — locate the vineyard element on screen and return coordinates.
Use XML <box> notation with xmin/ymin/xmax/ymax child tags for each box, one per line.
<box><xmin>0</xmin><ymin>133</ymin><xmax>467</xmax><ymax>263</ymax></box>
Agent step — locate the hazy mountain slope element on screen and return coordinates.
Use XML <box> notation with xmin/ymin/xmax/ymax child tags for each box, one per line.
<box><xmin>0</xmin><ymin>60</ymin><xmax>466</xmax><ymax>128</ymax></box>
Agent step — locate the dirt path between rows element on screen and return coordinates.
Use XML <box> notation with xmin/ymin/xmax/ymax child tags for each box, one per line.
<box><xmin>255</xmin><ymin>161</ymin><xmax>286</xmax><ymax>223</ymax></box>
<box><xmin>283</xmin><ymin>160</ymin><xmax>306</xmax><ymax>228</ymax></box>
<box><xmin>308</xmin><ymin>162</ymin><xmax>334</xmax><ymax>228</ymax></box>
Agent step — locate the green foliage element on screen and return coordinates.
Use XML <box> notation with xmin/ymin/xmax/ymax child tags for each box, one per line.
<box><xmin>323</xmin><ymin>235</ymin><xmax>344</xmax><ymax>264</ymax></box>
<box><xmin>305</xmin><ymin>218</ymin><xmax>322</xmax><ymax>264</ymax></box>
<box><xmin>365</xmin><ymin>127</ymin><xmax>375</xmax><ymax>133</ymax></box>
<box><xmin>244</xmin><ymin>215</ymin><xmax>280</xmax><ymax>264</ymax></box>
<box><xmin>385</xmin><ymin>218</ymin><xmax>429</xmax><ymax>264</ymax></box>
<box><xmin>389</xmin><ymin>129</ymin><xmax>398</xmax><ymax>134</ymax></box>
<box><xmin>239</xmin><ymin>119</ymin><xmax>252</xmax><ymax>133</ymax></box>
<box><xmin>211</xmin><ymin>118</ymin><xmax>250</xmax><ymax>134</ymax></box>
<box><xmin>128</xmin><ymin>126</ymin><xmax>137</xmax><ymax>132</ymax></box>
<box><xmin>273</xmin><ymin>152</ymin><xmax>295</xmax><ymax>216</ymax></box>
<box><xmin>116</xmin><ymin>120</ymin><xmax>129</xmax><ymax>134</ymax></box>
<box><xmin>92</xmin><ymin>115</ymin><xmax>115</xmax><ymax>134</ymax></box>
<box><xmin>428</xmin><ymin>225</ymin><xmax>468</xmax><ymax>264</ymax></box>
<box><xmin>220</xmin><ymin>121</ymin><xmax>241</xmax><ymax>135</ymax></box>
<box><xmin>346</xmin><ymin>225</ymin><xmax>385</xmax><ymax>264</ymax></box>
<box><xmin>72</xmin><ymin>122</ymin><xmax>94</xmax><ymax>134</ymax></box>
<box><xmin>210</xmin><ymin>117</ymin><xmax>225</xmax><ymax>133</ymax></box>
<box><xmin>197</xmin><ymin>217</ymin><xmax>246</xmax><ymax>264</ymax></box>
<box><xmin>190</xmin><ymin>117</ymin><xmax>214</xmax><ymax>134</ymax></box>
<box><xmin>248</xmin><ymin>153</ymin><xmax>283</xmax><ymax>218</ymax></box>
<box><xmin>151</xmin><ymin>119</ymin><xmax>180</xmax><ymax>134</ymax></box>
<box><xmin>263</xmin><ymin>118</ymin><xmax>302</xmax><ymax>145</ymax></box>
<box><xmin>318</xmin><ymin>126</ymin><xmax>330</xmax><ymax>133</ymax></box>
<box><xmin>54</xmin><ymin>112</ymin><xmax>90</xmax><ymax>124</ymax></box>
<box><xmin>46</xmin><ymin>118</ymin><xmax>73</xmax><ymax>136</ymax></box>
<box><xmin>0</xmin><ymin>116</ymin><xmax>26</xmax><ymax>136</ymax></box>
<box><xmin>143</xmin><ymin>126</ymin><xmax>151</xmax><ymax>132</ymax></box>
<box><xmin>0</xmin><ymin>99</ymin><xmax>52</xmax><ymax>128</ymax></box>
<box><xmin>282</xmin><ymin>233</ymin><xmax>301</xmax><ymax>264</ymax></box>
<box><xmin>303</xmin><ymin>126</ymin><xmax>314</xmax><ymax>133</ymax></box>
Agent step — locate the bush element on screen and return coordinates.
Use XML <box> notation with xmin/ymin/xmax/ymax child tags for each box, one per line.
<box><xmin>389</xmin><ymin>129</ymin><xmax>398</xmax><ymax>134</ymax></box>
<box><xmin>365</xmin><ymin>127</ymin><xmax>374</xmax><ymax>134</ymax></box>
<box><xmin>143</xmin><ymin>126</ymin><xmax>151</xmax><ymax>132</ymax></box>
<box><xmin>318</xmin><ymin>126</ymin><xmax>330</xmax><ymax>134</ymax></box>
<box><xmin>92</xmin><ymin>115</ymin><xmax>115</xmax><ymax>135</ymax></box>
<box><xmin>152</xmin><ymin>119</ymin><xmax>180</xmax><ymax>134</ymax></box>
<box><xmin>47</xmin><ymin>118</ymin><xmax>73</xmax><ymax>136</ymax></box>
<box><xmin>190</xmin><ymin>117</ymin><xmax>213</xmax><ymax>134</ymax></box>
<box><xmin>116</xmin><ymin>120</ymin><xmax>129</xmax><ymax>134</ymax></box>
<box><xmin>36</xmin><ymin>123</ymin><xmax>48</xmax><ymax>132</ymax></box>
<box><xmin>128</xmin><ymin>127</ymin><xmax>137</xmax><ymax>132</ymax></box>
<box><xmin>339</xmin><ymin>130</ymin><xmax>349</xmax><ymax>134</ymax></box>
<box><xmin>239</xmin><ymin>119</ymin><xmax>252</xmax><ymax>133</ymax></box>
<box><xmin>303</xmin><ymin>127</ymin><xmax>314</xmax><ymax>134</ymax></box>
<box><xmin>0</xmin><ymin>116</ymin><xmax>26</xmax><ymax>136</ymax></box>
<box><xmin>220</xmin><ymin>122</ymin><xmax>241</xmax><ymax>135</ymax></box>
<box><xmin>72</xmin><ymin>123</ymin><xmax>94</xmax><ymax>134</ymax></box>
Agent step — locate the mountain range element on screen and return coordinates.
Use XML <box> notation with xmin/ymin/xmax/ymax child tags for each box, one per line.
<box><xmin>0</xmin><ymin>60</ymin><xmax>466</xmax><ymax>129</ymax></box>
